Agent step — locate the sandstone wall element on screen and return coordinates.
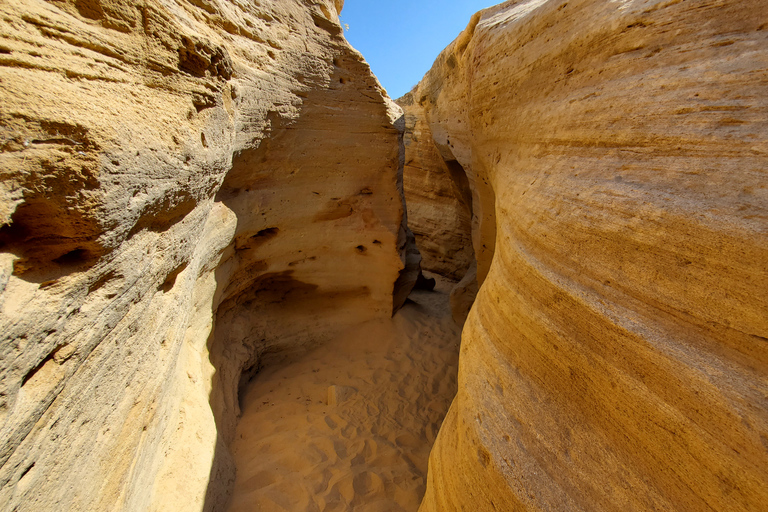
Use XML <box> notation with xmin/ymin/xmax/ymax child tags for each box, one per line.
<box><xmin>397</xmin><ymin>92</ymin><xmax>473</xmax><ymax>283</ymax></box>
<box><xmin>0</xmin><ymin>1</ymin><xmax>412</xmax><ymax>510</ymax></box>
<box><xmin>413</xmin><ymin>1</ymin><xmax>768</xmax><ymax>511</ymax></box>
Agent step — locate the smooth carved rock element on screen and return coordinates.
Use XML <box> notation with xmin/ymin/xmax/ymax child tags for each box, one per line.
<box><xmin>413</xmin><ymin>1</ymin><xmax>768</xmax><ymax>511</ymax></box>
<box><xmin>0</xmin><ymin>1</ymin><xmax>414</xmax><ymax>510</ymax></box>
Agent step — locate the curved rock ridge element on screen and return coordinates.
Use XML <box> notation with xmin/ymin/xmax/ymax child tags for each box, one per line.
<box><xmin>0</xmin><ymin>1</ymin><xmax>415</xmax><ymax>510</ymax></box>
<box><xmin>411</xmin><ymin>1</ymin><xmax>768</xmax><ymax>511</ymax></box>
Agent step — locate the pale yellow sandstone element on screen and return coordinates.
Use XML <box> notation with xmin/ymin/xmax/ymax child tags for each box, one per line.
<box><xmin>412</xmin><ymin>1</ymin><xmax>768</xmax><ymax>511</ymax></box>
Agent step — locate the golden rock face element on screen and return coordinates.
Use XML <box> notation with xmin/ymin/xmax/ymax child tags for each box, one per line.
<box><xmin>412</xmin><ymin>1</ymin><xmax>768</xmax><ymax>510</ymax></box>
<box><xmin>0</xmin><ymin>1</ymin><xmax>414</xmax><ymax>510</ymax></box>
<box><xmin>2</xmin><ymin>0</ymin><xmax>766</xmax><ymax>510</ymax></box>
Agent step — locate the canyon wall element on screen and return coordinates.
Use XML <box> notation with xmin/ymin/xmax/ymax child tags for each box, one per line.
<box><xmin>0</xmin><ymin>1</ymin><xmax>415</xmax><ymax>510</ymax></box>
<box><xmin>412</xmin><ymin>1</ymin><xmax>768</xmax><ymax>511</ymax></box>
<box><xmin>398</xmin><ymin>92</ymin><xmax>473</xmax><ymax>283</ymax></box>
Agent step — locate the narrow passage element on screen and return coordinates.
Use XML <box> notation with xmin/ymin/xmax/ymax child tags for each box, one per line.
<box><xmin>228</xmin><ymin>275</ymin><xmax>461</xmax><ymax>512</ymax></box>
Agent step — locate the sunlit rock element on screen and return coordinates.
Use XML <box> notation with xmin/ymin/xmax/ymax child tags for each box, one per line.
<box><xmin>412</xmin><ymin>1</ymin><xmax>768</xmax><ymax>511</ymax></box>
<box><xmin>0</xmin><ymin>0</ymin><xmax>414</xmax><ymax>510</ymax></box>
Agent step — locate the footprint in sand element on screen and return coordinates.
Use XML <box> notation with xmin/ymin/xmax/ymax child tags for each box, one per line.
<box><xmin>395</xmin><ymin>432</ymin><xmax>420</xmax><ymax>450</ymax></box>
<box><xmin>353</xmin><ymin>470</ymin><xmax>385</xmax><ymax>497</ymax></box>
<box><xmin>324</xmin><ymin>414</ymin><xmax>339</xmax><ymax>430</ymax></box>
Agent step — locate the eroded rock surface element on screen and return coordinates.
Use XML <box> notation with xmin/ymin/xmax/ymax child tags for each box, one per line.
<box><xmin>411</xmin><ymin>1</ymin><xmax>768</xmax><ymax>511</ymax></box>
<box><xmin>0</xmin><ymin>1</ymin><xmax>414</xmax><ymax>510</ymax></box>
<box><xmin>397</xmin><ymin>92</ymin><xmax>473</xmax><ymax>283</ymax></box>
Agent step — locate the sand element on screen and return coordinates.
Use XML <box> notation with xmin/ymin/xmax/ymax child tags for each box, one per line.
<box><xmin>227</xmin><ymin>276</ymin><xmax>462</xmax><ymax>512</ymax></box>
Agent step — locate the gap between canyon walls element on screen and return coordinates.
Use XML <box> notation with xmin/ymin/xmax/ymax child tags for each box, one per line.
<box><xmin>211</xmin><ymin>52</ymin><xmax>489</xmax><ymax>507</ymax></box>
<box><xmin>10</xmin><ymin>0</ymin><xmax>765</xmax><ymax>511</ymax></box>
<box><xmin>397</xmin><ymin>90</ymin><xmax>497</xmax><ymax>326</ymax></box>
<box><xmin>214</xmin><ymin>64</ymin><xmax>485</xmax><ymax>508</ymax></box>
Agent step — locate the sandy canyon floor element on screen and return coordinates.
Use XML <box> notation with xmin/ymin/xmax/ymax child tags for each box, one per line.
<box><xmin>228</xmin><ymin>275</ymin><xmax>462</xmax><ymax>512</ymax></box>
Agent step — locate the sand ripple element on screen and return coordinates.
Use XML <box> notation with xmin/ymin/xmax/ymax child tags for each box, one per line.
<box><xmin>228</xmin><ymin>276</ymin><xmax>461</xmax><ymax>511</ymax></box>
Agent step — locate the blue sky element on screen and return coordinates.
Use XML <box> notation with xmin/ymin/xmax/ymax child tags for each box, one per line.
<box><xmin>339</xmin><ymin>1</ymin><xmax>500</xmax><ymax>99</ymax></box>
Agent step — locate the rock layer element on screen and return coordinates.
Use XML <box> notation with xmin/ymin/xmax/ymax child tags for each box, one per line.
<box><xmin>412</xmin><ymin>1</ymin><xmax>768</xmax><ymax>511</ymax></box>
<box><xmin>0</xmin><ymin>1</ymin><xmax>413</xmax><ymax>510</ymax></box>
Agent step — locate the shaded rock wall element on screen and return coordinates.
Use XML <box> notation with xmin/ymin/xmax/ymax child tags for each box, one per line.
<box><xmin>412</xmin><ymin>1</ymin><xmax>768</xmax><ymax>511</ymax></box>
<box><xmin>397</xmin><ymin>92</ymin><xmax>473</xmax><ymax>283</ymax></box>
<box><xmin>0</xmin><ymin>1</ymin><xmax>413</xmax><ymax>510</ymax></box>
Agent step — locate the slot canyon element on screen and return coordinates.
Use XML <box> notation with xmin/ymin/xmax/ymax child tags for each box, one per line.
<box><xmin>0</xmin><ymin>0</ymin><xmax>766</xmax><ymax>511</ymax></box>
